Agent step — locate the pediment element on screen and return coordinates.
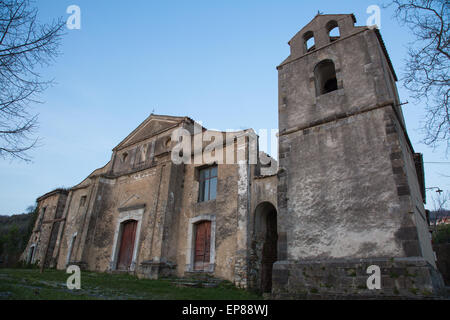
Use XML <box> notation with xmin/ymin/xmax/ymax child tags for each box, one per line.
<box><xmin>114</xmin><ymin>114</ymin><xmax>186</xmax><ymax>151</ymax></box>
<box><xmin>118</xmin><ymin>194</ymin><xmax>142</xmax><ymax>209</ymax></box>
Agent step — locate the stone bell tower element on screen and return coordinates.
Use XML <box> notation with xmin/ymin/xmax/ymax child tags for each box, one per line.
<box><xmin>273</xmin><ymin>14</ymin><xmax>444</xmax><ymax>298</ymax></box>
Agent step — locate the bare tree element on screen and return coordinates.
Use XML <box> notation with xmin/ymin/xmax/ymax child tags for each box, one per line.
<box><xmin>0</xmin><ymin>0</ymin><xmax>65</xmax><ymax>161</ymax></box>
<box><xmin>431</xmin><ymin>190</ymin><xmax>449</xmax><ymax>231</ymax></box>
<box><xmin>389</xmin><ymin>0</ymin><xmax>449</xmax><ymax>151</ymax></box>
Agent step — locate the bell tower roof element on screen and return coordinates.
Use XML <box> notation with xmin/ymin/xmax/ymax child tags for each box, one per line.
<box><xmin>288</xmin><ymin>13</ymin><xmax>358</xmax><ymax>46</ymax></box>
<box><xmin>279</xmin><ymin>13</ymin><xmax>397</xmax><ymax>82</ymax></box>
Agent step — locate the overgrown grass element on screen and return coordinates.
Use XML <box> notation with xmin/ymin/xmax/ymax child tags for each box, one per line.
<box><xmin>0</xmin><ymin>269</ymin><xmax>261</xmax><ymax>300</ymax></box>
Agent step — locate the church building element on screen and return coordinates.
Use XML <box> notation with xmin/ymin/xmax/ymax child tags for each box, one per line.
<box><xmin>22</xmin><ymin>14</ymin><xmax>444</xmax><ymax>298</ymax></box>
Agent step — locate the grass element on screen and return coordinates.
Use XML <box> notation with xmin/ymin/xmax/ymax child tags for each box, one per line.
<box><xmin>309</xmin><ymin>287</ymin><xmax>318</xmax><ymax>294</ymax></box>
<box><xmin>0</xmin><ymin>268</ymin><xmax>262</xmax><ymax>300</ymax></box>
<box><xmin>389</xmin><ymin>272</ymin><xmax>399</xmax><ymax>279</ymax></box>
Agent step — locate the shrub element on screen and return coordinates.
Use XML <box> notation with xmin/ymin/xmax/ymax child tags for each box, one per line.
<box><xmin>433</xmin><ymin>224</ymin><xmax>450</xmax><ymax>244</ymax></box>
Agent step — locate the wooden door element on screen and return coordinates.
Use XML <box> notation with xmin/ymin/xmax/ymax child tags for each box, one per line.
<box><xmin>194</xmin><ymin>221</ymin><xmax>211</xmax><ymax>271</ymax></box>
<box><xmin>116</xmin><ymin>220</ymin><xmax>137</xmax><ymax>270</ymax></box>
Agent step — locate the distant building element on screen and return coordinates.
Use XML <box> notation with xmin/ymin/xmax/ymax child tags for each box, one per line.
<box><xmin>436</xmin><ymin>217</ymin><xmax>450</xmax><ymax>226</ymax></box>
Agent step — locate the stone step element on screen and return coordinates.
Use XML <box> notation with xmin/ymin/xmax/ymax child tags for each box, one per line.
<box><xmin>171</xmin><ymin>280</ymin><xmax>221</xmax><ymax>288</ymax></box>
<box><xmin>166</xmin><ymin>276</ymin><xmax>223</xmax><ymax>289</ymax></box>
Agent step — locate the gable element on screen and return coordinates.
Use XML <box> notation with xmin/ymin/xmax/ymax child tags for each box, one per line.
<box><xmin>114</xmin><ymin>115</ymin><xmax>187</xmax><ymax>151</ymax></box>
<box><xmin>288</xmin><ymin>14</ymin><xmax>357</xmax><ymax>45</ymax></box>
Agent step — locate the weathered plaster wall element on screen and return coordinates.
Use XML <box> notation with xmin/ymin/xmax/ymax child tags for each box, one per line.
<box><xmin>279</xmin><ymin>108</ymin><xmax>409</xmax><ymax>260</ymax></box>
<box><xmin>277</xmin><ymin>18</ymin><xmax>432</xmax><ymax>262</ymax></box>
<box><xmin>278</xmin><ymin>29</ymin><xmax>394</xmax><ymax>136</ymax></box>
<box><xmin>56</xmin><ymin>181</ymin><xmax>95</xmax><ymax>269</ymax></box>
<box><xmin>175</xmin><ymin>163</ymin><xmax>242</xmax><ymax>282</ymax></box>
<box><xmin>391</xmin><ymin>109</ymin><xmax>436</xmax><ymax>267</ymax></box>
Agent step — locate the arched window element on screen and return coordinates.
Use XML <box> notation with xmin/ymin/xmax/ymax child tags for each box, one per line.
<box><xmin>303</xmin><ymin>31</ymin><xmax>315</xmax><ymax>53</ymax></box>
<box><xmin>326</xmin><ymin>21</ymin><xmax>340</xmax><ymax>42</ymax></box>
<box><xmin>314</xmin><ymin>60</ymin><xmax>338</xmax><ymax>96</ymax></box>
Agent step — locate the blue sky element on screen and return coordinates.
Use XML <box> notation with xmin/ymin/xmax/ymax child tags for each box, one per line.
<box><xmin>1</xmin><ymin>0</ymin><xmax>448</xmax><ymax>215</ymax></box>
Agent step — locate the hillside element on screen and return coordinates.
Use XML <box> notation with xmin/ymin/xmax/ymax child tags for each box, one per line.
<box><xmin>0</xmin><ymin>210</ymin><xmax>36</xmax><ymax>267</ymax></box>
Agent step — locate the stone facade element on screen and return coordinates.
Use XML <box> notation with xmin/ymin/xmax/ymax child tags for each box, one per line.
<box><xmin>22</xmin><ymin>115</ymin><xmax>278</xmax><ymax>292</ymax></box>
<box><xmin>22</xmin><ymin>13</ymin><xmax>444</xmax><ymax>298</ymax></box>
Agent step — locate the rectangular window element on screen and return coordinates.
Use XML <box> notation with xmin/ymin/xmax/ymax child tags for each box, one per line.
<box><xmin>38</xmin><ymin>207</ymin><xmax>46</xmax><ymax>228</ymax></box>
<box><xmin>80</xmin><ymin>196</ymin><xmax>87</xmax><ymax>207</ymax></box>
<box><xmin>198</xmin><ymin>166</ymin><xmax>218</xmax><ymax>202</ymax></box>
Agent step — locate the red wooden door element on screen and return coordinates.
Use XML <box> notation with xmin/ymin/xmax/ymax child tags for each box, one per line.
<box><xmin>116</xmin><ymin>220</ymin><xmax>137</xmax><ymax>270</ymax></box>
<box><xmin>194</xmin><ymin>221</ymin><xmax>211</xmax><ymax>271</ymax></box>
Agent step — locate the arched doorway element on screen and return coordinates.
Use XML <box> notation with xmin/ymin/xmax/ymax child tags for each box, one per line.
<box><xmin>116</xmin><ymin>220</ymin><xmax>138</xmax><ymax>271</ymax></box>
<box><xmin>254</xmin><ymin>202</ymin><xmax>278</xmax><ymax>293</ymax></box>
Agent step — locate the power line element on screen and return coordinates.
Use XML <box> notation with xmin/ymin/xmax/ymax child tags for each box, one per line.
<box><xmin>424</xmin><ymin>162</ymin><xmax>450</xmax><ymax>164</ymax></box>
